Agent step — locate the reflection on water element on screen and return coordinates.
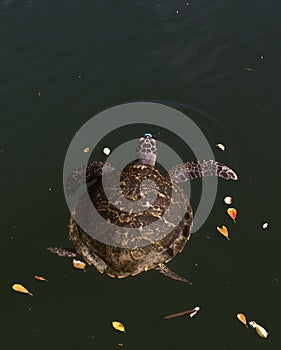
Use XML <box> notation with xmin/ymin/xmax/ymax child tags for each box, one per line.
<box><xmin>1</xmin><ymin>1</ymin><xmax>280</xmax><ymax>349</ymax></box>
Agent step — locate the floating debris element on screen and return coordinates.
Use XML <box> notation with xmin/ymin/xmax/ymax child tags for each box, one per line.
<box><xmin>34</xmin><ymin>275</ymin><xmax>48</xmax><ymax>281</ymax></box>
<box><xmin>237</xmin><ymin>313</ymin><xmax>248</xmax><ymax>327</ymax></box>
<box><xmin>83</xmin><ymin>147</ymin><xmax>90</xmax><ymax>153</ymax></box>
<box><xmin>244</xmin><ymin>67</ymin><xmax>256</xmax><ymax>71</ymax></box>
<box><xmin>164</xmin><ymin>306</ymin><xmax>200</xmax><ymax>320</ymax></box>
<box><xmin>216</xmin><ymin>143</ymin><xmax>225</xmax><ymax>151</ymax></box>
<box><xmin>103</xmin><ymin>147</ymin><xmax>111</xmax><ymax>156</ymax></box>
<box><xmin>216</xmin><ymin>226</ymin><xmax>230</xmax><ymax>240</ymax></box>
<box><xmin>72</xmin><ymin>259</ymin><xmax>86</xmax><ymax>270</ymax></box>
<box><xmin>112</xmin><ymin>321</ymin><xmax>126</xmax><ymax>333</ymax></box>
<box><xmin>224</xmin><ymin>196</ymin><xmax>233</xmax><ymax>205</ymax></box>
<box><xmin>189</xmin><ymin>306</ymin><xmax>200</xmax><ymax>318</ymax></box>
<box><xmin>12</xmin><ymin>283</ymin><xmax>33</xmax><ymax>296</ymax></box>
<box><xmin>249</xmin><ymin>321</ymin><xmax>269</xmax><ymax>339</ymax></box>
<box><xmin>227</xmin><ymin>208</ymin><xmax>237</xmax><ymax>223</ymax></box>
<box><xmin>262</xmin><ymin>222</ymin><xmax>269</xmax><ymax>229</ymax></box>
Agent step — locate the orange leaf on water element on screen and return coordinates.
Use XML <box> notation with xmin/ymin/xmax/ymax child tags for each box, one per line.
<box><xmin>34</xmin><ymin>275</ymin><xmax>48</xmax><ymax>281</ymax></box>
<box><xmin>216</xmin><ymin>226</ymin><xmax>230</xmax><ymax>240</ymax></box>
<box><xmin>237</xmin><ymin>313</ymin><xmax>248</xmax><ymax>327</ymax></box>
<box><xmin>72</xmin><ymin>259</ymin><xmax>86</xmax><ymax>270</ymax></box>
<box><xmin>12</xmin><ymin>283</ymin><xmax>33</xmax><ymax>296</ymax></box>
<box><xmin>227</xmin><ymin>208</ymin><xmax>237</xmax><ymax>222</ymax></box>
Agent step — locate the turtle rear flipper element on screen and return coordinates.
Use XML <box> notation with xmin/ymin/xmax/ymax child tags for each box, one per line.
<box><xmin>47</xmin><ymin>247</ymin><xmax>78</xmax><ymax>258</ymax></box>
<box><xmin>154</xmin><ymin>263</ymin><xmax>192</xmax><ymax>284</ymax></box>
<box><xmin>168</xmin><ymin>160</ymin><xmax>238</xmax><ymax>183</ymax></box>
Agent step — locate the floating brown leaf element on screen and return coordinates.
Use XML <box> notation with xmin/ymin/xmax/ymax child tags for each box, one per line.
<box><xmin>227</xmin><ymin>208</ymin><xmax>237</xmax><ymax>222</ymax></box>
<box><xmin>237</xmin><ymin>313</ymin><xmax>248</xmax><ymax>327</ymax></box>
<box><xmin>112</xmin><ymin>321</ymin><xmax>126</xmax><ymax>332</ymax></box>
<box><xmin>216</xmin><ymin>226</ymin><xmax>230</xmax><ymax>240</ymax></box>
<box><xmin>12</xmin><ymin>283</ymin><xmax>33</xmax><ymax>296</ymax></box>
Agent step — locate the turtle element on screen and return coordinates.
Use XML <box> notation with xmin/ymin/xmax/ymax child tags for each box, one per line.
<box><xmin>48</xmin><ymin>133</ymin><xmax>238</xmax><ymax>283</ymax></box>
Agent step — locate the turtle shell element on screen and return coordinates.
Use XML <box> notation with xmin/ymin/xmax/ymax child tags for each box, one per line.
<box><xmin>69</xmin><ymin>163</ymin><xmax>193</xmax><ymax>278</ymax></box>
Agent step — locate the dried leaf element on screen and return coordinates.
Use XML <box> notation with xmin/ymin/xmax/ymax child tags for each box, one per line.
<box><xmin>237</xmin><ymin>313</ymin><xmax>248</xmax><ymax>327</ymax></box>
<box><xmin>34</xmin><ymin>275</ymin><xmax>48</xmax><ymax>281</ymax></box>
<box><xmin>216</xmin><ymin>226</ymin><xmax>230</xmax><ymax>240</ymax></box>
<box><xmin>227</xmin><ymin>208</ymin><xmax>237</xmax><ymax>222</ymax></box>
<box><xmin>249</xmin><ymin>321</ymin><xmax>269</xmax><ymax>338</ymax></box>
<box><xmin>216</xmin><ymin>143</ymin><xmax>225</xmax><ymax>151</ymax></box>
<box><xmin>112</xmin><ymin>321</ymin><xmax>126</xmax><ymax>332</ymax></box>
<box><xmin>12</xmin><ymin>283</ymin><xmax>33</xmax><ymax>296</ymax></box>
<box><xmin>224</xmin><ymin>196</ymin><xmax>233</xmax><ymax>204</ymax></box>
<box><xmin>72</xmin><ymin>259</ymin><xmax>86</xmax><ymax>270</ymax></box>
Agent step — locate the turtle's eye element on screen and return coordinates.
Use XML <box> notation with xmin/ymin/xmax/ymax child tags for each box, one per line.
<box><xmin>144</xmin><ymin>133</ymin><xmax>153</xmax><ymax>138</ymax></box>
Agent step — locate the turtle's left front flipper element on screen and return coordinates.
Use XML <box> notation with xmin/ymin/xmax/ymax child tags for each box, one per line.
<box><xmin>168</xmin><ymin>160</ymin><xmax>238</xmax><ymax>183</ymax></box>
<box><xmin>66</xmin><ymin>161</ymin><xmax>115</xmax><ymax>194</ymax></box>
<box><xmin>154</xmin><ymin>264</ymin><xmax>192</xmax><ymax>284</ymax></box>
<box><xmin>47</xmin><ymin>247</ymin><xmax>78</xmax><ymax>258</ymax></box>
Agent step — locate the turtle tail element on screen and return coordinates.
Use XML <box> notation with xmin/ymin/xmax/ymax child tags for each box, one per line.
<box><xmin>154</xmin><ymin>263</ymin><xmax>192</xmax><ymax>284</ymax></box>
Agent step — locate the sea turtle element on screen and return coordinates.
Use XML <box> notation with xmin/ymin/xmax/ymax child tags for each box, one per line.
<box><xmin>48</xmin><ymin>134</ymin><xmax>238</xmax><ymax>283</ymax></box>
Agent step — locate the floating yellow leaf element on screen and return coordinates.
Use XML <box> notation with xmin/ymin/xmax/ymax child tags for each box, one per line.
<box><xmin>72</xmin><ymin>259</ymin><xmax>86</xmax><ymax>270</ymax></box>
<box><xmin>12</xmin><ymin>283</ymin><xmax>33</xmax><ymax>296</ymax></box>
<box><xmin>227</xmin><ymin>208</ymin><xmax>237</xmax><ymax>223</ymax></box>
<box><xmin>249</xmin><ymin>321</ymin><xmax>269</xmax><ymax>338</ymax></box>
<box><xmin>216</xmin><ymin>226</ymin><xmax>230</xmax><ymax>240</ymax></box>
<box><xmin>216</xmin><ymin>143</ymin><xmax>225</xmax><ymax>151</ymax></box>
<box><xmin>112</xmin><ymin>321</ymin><xmax>126</xmax><ymax>332</ymax></box>
<box><xmin>237</xmin><ymin>313</ymin><xmax>248</xmax><ymax>327</ymax></box>
<box><xmin>34</xmin><ymin>275</ymin><xmax>48</xmax><ymax>281</ymax></box>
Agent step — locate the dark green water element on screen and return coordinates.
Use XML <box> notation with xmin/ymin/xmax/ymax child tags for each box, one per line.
<box><xmin>1</xmin><ymin>1</ymin><xmax>280</xmax><ymax>349</ymax></box>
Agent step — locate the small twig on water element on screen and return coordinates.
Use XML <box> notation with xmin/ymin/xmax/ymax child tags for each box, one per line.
<box><xmin>164</xmin><ymin>308</ymin><xmax>197</xmax><ymax>320</ymax></box>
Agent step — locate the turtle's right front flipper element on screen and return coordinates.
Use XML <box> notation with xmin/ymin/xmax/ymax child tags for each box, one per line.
<box><xmin>66</xmin><ymin>161</ymin><xmax>115</xmax><ymax>194</ymax></box>
<box><xmin>168</xmin><ymin>160</ymin><xmax>238</xmax><ymax>183</ymax></box>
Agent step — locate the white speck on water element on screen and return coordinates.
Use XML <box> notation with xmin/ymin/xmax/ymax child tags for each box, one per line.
<box><xmin>262</xmin><ymin>222</ymin><xmax>269</xmax><ymax>229</ymax></box>
<box><xmin>103</xmin><ymin>147</ymin><xmax>111</xmax><ymax>156</ymax></box>
<box><xmin>224</xmin><ymin>196</ymin><xmax>233</xmax><ymax>204</ymax></box>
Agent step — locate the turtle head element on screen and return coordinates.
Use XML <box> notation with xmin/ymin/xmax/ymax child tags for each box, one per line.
<box><xmin>136</xmin><ymin>133</ymin><xmax>157</xmax><ymax>166</ymax></box>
